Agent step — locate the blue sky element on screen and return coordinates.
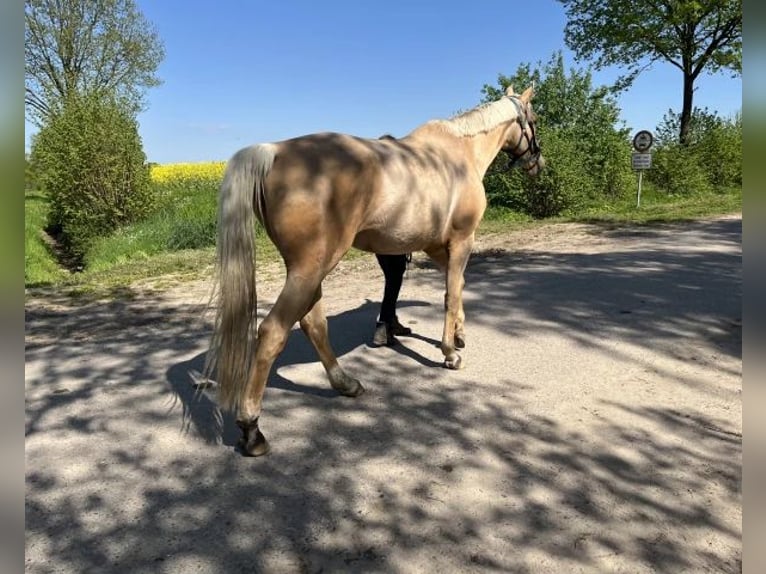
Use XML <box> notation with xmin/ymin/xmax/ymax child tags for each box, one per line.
<box><xmin>27</xmin><ymin>0</ymin><xmax>742</xmax><ymax>164</ymax></box>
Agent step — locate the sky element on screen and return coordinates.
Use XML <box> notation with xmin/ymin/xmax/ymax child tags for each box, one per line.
<box><xmin>27</xmin><ymin>0</ymin><xmax>743</xmax><ymax>164</ymax></box>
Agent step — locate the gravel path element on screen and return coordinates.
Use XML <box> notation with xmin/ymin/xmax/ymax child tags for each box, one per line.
<box><xmin>25</xmin><ymin>215</ymin><xmax>742</xmax><ymax>573</ymax></box>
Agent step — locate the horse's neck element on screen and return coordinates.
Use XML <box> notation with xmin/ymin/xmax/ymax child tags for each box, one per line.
<box><xmin>415</xmin><ymin>98</ymin><xmax>519</xmax><ymax>178</ymax></box>
<box><xmin>409</xmin><ymin>120</ymin><xmax>512</xmax><ymax>177</ymax></box>
<box><xmin>466</xmin><ymin>123</ymin><xmax>513</xmax><ymax>177</ymax></box>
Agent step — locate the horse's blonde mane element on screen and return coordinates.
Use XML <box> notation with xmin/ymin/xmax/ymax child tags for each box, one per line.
<box><xmin>429</xmin><ymin>96</ymin><xmax>520</xmax><ymax>137</ymax></box>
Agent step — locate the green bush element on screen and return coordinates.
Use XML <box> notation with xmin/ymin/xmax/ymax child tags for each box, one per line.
<box><xmin>482</xmin><ymin>52</ymin><xmax>633</xmax><ymax>218</ymax></box>
<box><xmin>486</xmin><ymin>129</ymin><xmax>590</xmax><ymax>217</ymax></box>
<box><xmin>525</xmin><ymin>129</ymin><xmax>594</xmax><ymax>217</ymax></box>
<box><xmin>589</xmin><ymin>131</ymin><xmax>635</xmax><ymax>201</ymax></box>
<box><xmin>649</xmin><ymin>144</ymin><xmax>714</xmax><ymax>196</ymax></box>
<box><xmin>692</xmin><ymin>112</ymin><xmax>742</xmax><ymax>188</ymax></box>
<box><xmin>29</xmin><ymin>94</ymin><xmax>154</xmax><ymax>261</ymax></box>
<box><xmin>649</xmin><ymin>108</ymin><xmax>742</xmax><ymax>194</ymax></box>
<box><xmin>484</xmin><ymin>168</ymin><xmax>526</xmax><ymax>212</ymax></box>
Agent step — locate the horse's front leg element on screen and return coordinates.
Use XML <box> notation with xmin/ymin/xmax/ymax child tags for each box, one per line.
<box><xmin>453</xmin><ymin>284</ymin><xmax>467</xmax><ymax>349</ymax></box>
<box><xmin>442</xmin><ymin>281</ymin><xmax>466</xmax><ymax>349</ymax></box>
<box><xmin>427</xmin><ymin>246</ymin><xmax>467</xmax><ymax>350</ymax></box>
<box><xmin>441</xmin><ymin>237</ymin><xmax>473</xmax><ymax>369</ymax></box>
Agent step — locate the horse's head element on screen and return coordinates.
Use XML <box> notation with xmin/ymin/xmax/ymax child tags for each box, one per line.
<box><xmin>502</xmin><ymin>85</ymin><xmax>544</xmax><ymax>176</ymax></box>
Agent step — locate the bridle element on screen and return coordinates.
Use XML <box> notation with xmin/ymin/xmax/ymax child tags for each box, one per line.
<box><xmin>502</xmin><ymin>96</ymin><xmax>543</xmax><ymax>174</ymax></box>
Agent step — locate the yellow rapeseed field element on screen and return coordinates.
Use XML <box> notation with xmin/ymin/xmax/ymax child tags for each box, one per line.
<box><xmin>149</xmin><ymin>161</ymin><xmax>226</xmax><ymax>185</ymax></box>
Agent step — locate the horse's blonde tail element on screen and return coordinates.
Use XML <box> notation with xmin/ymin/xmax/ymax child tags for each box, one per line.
<box><xmin>204</xmin><ymin>144</ymin><xmax>276</xmax><ymax>412</ymax></box>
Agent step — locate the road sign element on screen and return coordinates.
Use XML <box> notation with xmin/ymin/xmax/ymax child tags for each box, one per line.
<box><xmin>632</xmin><ymin>152</ymin><xmax>652</xmax><ymax>170</ymax></box>
<box><xmin>632</xmin><ymin>130</ymin><xmax>654</xmax><ymax>152</ymax></box>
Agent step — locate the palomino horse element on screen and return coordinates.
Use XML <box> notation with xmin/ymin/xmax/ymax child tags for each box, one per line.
<box><xmin>205</xmin><ymin>85</ymin><xmax>544</xmax><ymax>456</ymax></box>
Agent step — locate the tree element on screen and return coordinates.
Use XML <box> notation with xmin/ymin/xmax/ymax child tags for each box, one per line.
<box><xmin>30</xmin><ymin>93</ymin><xmax>154</xmax><ymax>261</ymax></box>
<box><xmin>556</xmin><ymin>0</ymin><xmax>741</xmax><ymax>145</ymax></box>
<box><xmin>649</xmin><ymin>107</ymin><xmax>741</xmax><ymax>193</ymax></box>
<box><xmin>25</xmin><ymin>0</ymin><xmax>164</xmax><ymax>125</ymax></box>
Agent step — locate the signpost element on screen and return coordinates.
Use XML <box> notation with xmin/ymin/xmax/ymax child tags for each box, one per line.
<box><xmin>631</xmin><ymin>152</ymin><xmax>652</xmax><ymax>170</ymax></box>
<box><xmin>632</xmin><ymin>130</ymin><xmax>654</xmax><ymax>207</ymax></box>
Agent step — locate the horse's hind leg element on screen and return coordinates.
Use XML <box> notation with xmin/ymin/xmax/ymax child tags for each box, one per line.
<box><xmin>236</xmin><ymin>270</ymin><xmax>328</xmax><ymax>456</ymax></box>
<box><xmin>300</xmin><ymin>286</ymin><xmax>364</xmax><ymax>396</ymax></box>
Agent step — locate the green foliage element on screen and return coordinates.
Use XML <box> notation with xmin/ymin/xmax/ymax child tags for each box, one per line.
<box><xmin>482</xmin><ymin>52</ymin><xmax>633</xmax><ymax>217</ymax></box>
<box><xmin>695</xmin><ymin>113</ymin><xmax>742</xmax><ymax>187</ymax></box>
<box><xmin>25</xmin><ymin>154</ymin><xmax>37</xmax><ymax>190</ymax></box>
<box><xmin>522</xmin><ymin>130</ymin><xmax>593</xmax><ymax>217</ymax></box>
<box><xmin>649</xmin><ymin>107</ymin><xmax>741</xmax><ymax>194</ymax></box>
<box><xmin>556</xmin><ymin>0</ymin><xmax>741</xmax><ymax>143</ymax></box>
<box><xmin>25</xmin><ymin>0</ymin><xmax>164</xmax><ymax>125</ymax></box>
<box><xmin>484</xmin><ymin>170</ymin><xmax>525</xmax><ymax>212</ymax></box>
<box><xmin>30</xmin><ymin>94</ymin><xmax>154</xmax><ymax>261</ymax></box>
<box><xmin>151</xmin><ymin>180</ymin><xmax>218</xmax><ymax>250</ymax></box>
<box><xmin>649</xmin><ymin>145</ymin><xmax>714</xmax><ymax>196</ymax></box>
<box><xmin>83</xmin><ymin>176</ymin><xmax>278</xmax><ymax>280</ymax></box>
<box><xmin>557</xmin><ymin>0</ymin><xmax>742</xmax><ymax>77</ymax></box>
<box><xmin>486</xmin><ymin>130</ymin><xmax>590</xmax><ymax>217</ymax></box>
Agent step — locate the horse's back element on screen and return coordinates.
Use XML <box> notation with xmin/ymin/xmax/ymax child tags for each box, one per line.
<box><xmin>258</xmin><ymin>130</ymin><xmax>483</xmax><ymax>255</ymax></box>
<box><xmin>357</xmin><ymin>132</ymin><xmax>484</xmax><ymax>252</ymax></box>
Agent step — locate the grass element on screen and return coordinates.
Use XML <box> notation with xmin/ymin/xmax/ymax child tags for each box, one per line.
<box><xmin>24</xmin><ymin>191</ymin><xmax>66</xmax><ymax>287</ymax></box>
<box><xmin>84</xmin><ymin>202</ymin><xmax>217</xmax><ymax>272</ymax></box>
<box><xmin>25</xmin><ymin>183</ymin><xmax>741</xmax><ymax>298</ymax></box>
<box><xmin>567</xmin><ymin>184</ymin><xmax>742</xmax><ymax>224</ymax></box>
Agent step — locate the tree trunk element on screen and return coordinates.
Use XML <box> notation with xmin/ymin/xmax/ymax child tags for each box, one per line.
<box><xmin>679</xmin><ymin>70</ymin><xmax>694</xmax><ymax>146</ymax></box>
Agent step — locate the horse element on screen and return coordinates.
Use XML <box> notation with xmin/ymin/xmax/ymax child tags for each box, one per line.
<box><xmin>204</xmin><ymin>84</ymin><xmax>544</xmax><ymax>456</ymax></box>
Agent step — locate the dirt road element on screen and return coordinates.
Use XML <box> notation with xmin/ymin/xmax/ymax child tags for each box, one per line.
<box><xmin>25</xmin><ymin>216</ymin><xmax>742</xmax><ymax>573</ymax></box>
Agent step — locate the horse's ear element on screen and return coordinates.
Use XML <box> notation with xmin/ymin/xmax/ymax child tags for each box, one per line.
<box><xmin>520</xmin><ymin>84</ymin><xmax>535</xmax><ymax>102</ymax></box>
<box><xmin>505</xmin><ymin>85</ymin><xmax>515</xmax><ymax>97</ymax></box>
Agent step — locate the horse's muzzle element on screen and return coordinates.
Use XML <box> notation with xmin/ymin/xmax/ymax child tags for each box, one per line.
<box><xmin>530</xmin><ymin>155</ymin><xmax>545</xmax><ymax>175</ymax></box>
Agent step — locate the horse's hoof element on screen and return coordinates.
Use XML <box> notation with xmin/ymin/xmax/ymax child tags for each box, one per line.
<box><xmin>329</xmin><ymin>367</ymin><xmax>365</xmax><ymax>397</ymax></box>
<box><xmin>444</xmin><ymin>354</ymin><xmax>463</xmax><ymax>370</ymax></box>
<box><xmin>454</xmin><ymin>333</ymin><xmax>466</xmax><ymax>349</ymax></box>
<box><xmin>238</xmin><ymin>435</ymin><xmax>271</xmax><ymax>457</ymax></box>
<box><xmin>334</xmin><ymin>378</ymin><xmax>365</xmax><ymax>397</ymax></box>
<box><xmin>236</xmin><ymin>418</ymin><xmax>271</xmax><ymax>457</ymax></box>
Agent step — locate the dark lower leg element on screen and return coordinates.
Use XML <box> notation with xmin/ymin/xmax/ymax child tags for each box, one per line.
<box><xmin>376</xmin><ymin>254</ymin><xmax>406</xmax><ymax>323</ymax></box>
<box><xmin>236</xmin><ymin>417</ymin><xmax>270</xmax><ymax>457</ymax></box>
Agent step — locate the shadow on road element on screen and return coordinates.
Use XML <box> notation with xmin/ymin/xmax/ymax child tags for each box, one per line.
<box><xmin>25</xmin><ymin>218</ymin><xmax>742</xmax><ymax>573</ymax></box>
